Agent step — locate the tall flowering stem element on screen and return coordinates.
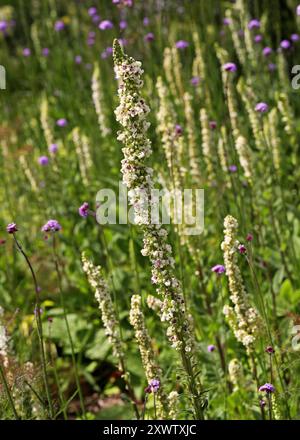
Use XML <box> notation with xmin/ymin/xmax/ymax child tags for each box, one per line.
<box><xmin>113</xmin><ymin>39</ymin><xmax>204</xmax><ymax>419</ymax></box>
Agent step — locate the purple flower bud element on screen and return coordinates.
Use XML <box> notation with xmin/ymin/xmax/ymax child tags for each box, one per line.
<box><xmin>265</xmin><ymin>346</ymin><xmax>275</xmax><ymax>354</ymax></box>
<box><xmin>88</xmin><ymin>7</ymin><xmax>97</xmax><ymax>16</ymax></box>
<box><xmin>238</xmin><ymin>244</ymin><xmax>247</xmax><ymax>254</ymax></box>
<box><xmin>211</xmin><ymin>264</ymin><xmax>225</xmax><ymax>274</ymax></box>
<box><xmin>23</xmin><ymin>48</ymin><xmax>31</xmax><ymax>57</ymax></box>
<box><xmin>291</xmin><ymin>33</ymin><xmax>300</xmax><ymax>42</ymax></box>
<box><xmin>254</xmin><ymin>34</ymin><xmax>263</xmax><ymax>43</ymax></box>
<box><xmin>119</xmin><ymin>20</ymin><xmax>127</xmax><ymax>30</ymax></box>
<box><xmin>144</xmin><ymin>32</ymin><xmax>154</xmax><ymax>42</ymax></box>
<box><xmin>41</xmin><ymin>219</ymin><xmax>62</xmax><ymax>233</ymax></box>
<box><xmin>6</xmin><ymin>223</ymin><xmax>18</xmax><ymax>234</ymax></box>
<box><xmin>209</xmin><ymin>121</ymin><xmax>217</xmax><ymax>130</ymax></box>
<box><xmin>280</xmin><ymin>39</ymin><xmax>291</xmax><ymax>50</ymax></box>
<box><xmin>148</xmin><ymin>379</ymin><xmax>160</xmax><ymax>393</ymax></box>
<box><xmin>78</xmin><ymin>202</ymin><xmax>89</xmax><ymax>218</ymax></box>
<box><xmin>0</xmin><ymin>21</ymin><xmax>7</xmax><ymax>32</ymax></box>
<box><xmin>56</xmin><ymin>118</ymin><xmax>68</xmax><ymax>127</ymax></box>
<box><xmin>268</xmin><ymin>63</ymin><xmax>276</xmax><ymax>71</ymax></box>
<box><xmin>175</xmin><ymin>40</ymin><xmax>189</xmax><ymax>49</ymax></box>
<box><xmin>223</xmin><ymin>62</ymin><xmax>237</xmax><ymax>72</ymax></box>
<box><xmin>99</xmin><ymin>20</ymin><xmax>113</xmax><ymax>30</ymax></box>
<box><xmin>207</xmin><ymin>344</ymin><xmax>216</xmax><ymax>352</ymax></box>
<box><xmin>262</xmin><ymin>46</ymin><xmax>272</xmax><ymax>56</ymax></box>
<box><xmin>259</xmin><ymin>383</ymin><xmax>275</xmax><ymax>393</ymax></box>
<box><xmin>143</xmin><ymin>17</ymin><xmax>150</xmax><ymax>26</ymax></box>
<box><xmin>175</xmin><ymin>124</ymin><xmax>183</xmax><ymax>136</ymax></box>
<box><xmin>255</xmin><ymin>102</ymin><xmax>268</xmax><ymax>113</ymax></box>
<box><xmin>49</xmin><ymin>143</ymin><xmax>58</xmax><ymax>154</ymax></box>
<box><xmin>229</xmin><ymin>165</ymin><xmax>237</xmax><ymax>172</ymax></box>
<box><xmin>190</xmin><ymin>76</ymin><xmax>200</xmax><ymax>86</ymax></box>
<box><xmin>38</xmin><ymin>156</ymin><xmax>49</xmax><ymax>166</ymax></box>
<box><xmin>246</xmin><ymin>233</ymin><xmax>253</xmax><ymax>242</ymax></box>
<box><xmin>75</xmin><ymin>55</ymin><xmax>82</xmax><ymax>64</ymax></box>
<box><xmin>248</xmin><ymin>19</ymin><xmax>260</xmax><ymax>30</ymax></box>
<box><xmin>54</xmin><ymin>20</ymin><xmax>65</xmax><ymax>32</ymax></box>
<box><xmin>42</xmin><ymin>48</ymin><xmax>50</xmax><ymax>57</ymax></box>
<box><xmin>223</xmin><ymin>18</ymin><xmax>231</xmax><ymax>26</ymax></box>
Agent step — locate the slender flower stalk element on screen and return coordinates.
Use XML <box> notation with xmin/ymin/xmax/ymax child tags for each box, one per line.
<box><xmin>113</xmin><ymin>39</ymin><xmax>204</xmax><ymax>419</ymax></box>
<box><xmin>91</xmin><ymin>63</ymin><xmax>111</xmax><ymax>136</ymax></box>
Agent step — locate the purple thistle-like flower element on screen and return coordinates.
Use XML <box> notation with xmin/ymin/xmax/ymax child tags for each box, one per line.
<box><xmin>209</xmin><ymin>121</ymin><xmax>217</xmax><ymax>130</ymax></box>
<box><xmin>207</xmin><ymin>344</ymin><xmax>216</xmax><ymax>352</ymax></box>
<box><xmin>54</xmin><ymin>20</ymin><xmax>65</xmax><ymax>32</ymax></box>
<box><xmin>6</xmin><ymin>223</ymin><xmax>18</xmax><ymax>234</ymax></box>
<box><xmin>119</xmin><ymin>20</ymin><xmax>127</xmax><ymax>30</ymax></box>
<box><xmin>56</xmin><ymin>118</ymin><xmax>68</xmax><ymax>127</ymax></box>
<box><xmin>262</xmin><ymin>46</ymin><xmax>272</xmax><ymax>56</ymax></box>
<box><xmin>23</xmin><ymin>48</ymin><xmax>31</xmax><ymax>57</ymax></box>
<box><xmin>280</xmin><ymin>39</ymin><xmax>291</xmax><ymax>49</ymax></box>
<box><xmin>148</xmin><ymin>379</ymin><xmax>160</xmax><ymax>393</ymax></box>
<box><xmin>75</xmin><ymin>55</ymin><xmax>82</xmax><ymax>64</ymax></box>
<box><xmin>268</xmin><ymin>63</ymin><xmax>276</xmax><ymax>71</ymax></box>
<box><xmin>49</xmin><ymin>143</ymin><xmax>58</xmax><ymax>154</ymax></box>
<box><xmin>259</xmin><ymin>383</ymin><xmax>275</xmax><ymax>393</ymax></box>
<box><xmin>78</xmin><ymin>202</ymin><xmax>89</xmax><ymax>218</ymax></box>
<box><xmin>238</xmin><ymin>244</ymin><xmax>247</xmax><ymax>254</ymax></box>
<box><xmin>190</xmin><ymin>76</ymin><xmax>200</xmax><ymax>86</ymax></box>
<box><xmin>291</xmin><ymin>33</ymin><xmax>300</xmax><ymax>42</ymax></box>
<box><xmin>255</xmin><ymin>102</ymin><xmax>269</xmax><ymax>113</ymax></box>
<box><xmin>265</xmin><ymin>346</ymin><xmax>275</xmax><ymax>354</ymax></box>
<box><xmin>175</xmin><ymin>124</ymin><xmax>183</xmax><ymax>136</ymax></box>
<box><xmin>175</xmin><ymin>40</ymin><xmax>189</xmax><ymax>49</ymax></box>
<box><xmin>0</xmin><ymin>20</ymin><xmax>7</xmax><ymax>32</ymax></box>
<box><xmin>41</xmin><ymin>219</ymin><xmax>62</xmax><ymax>233</ymax></box>
<box><xmin>223</xmin><ymin>62</ymin><xmax>237</xmax><ymax>72</ymax></box>
<box><xmin>144</xmin><ymin>32</ymin><xmax>154</xmax><ymax>42</ymax></box>
<box><xmin>42</xmin><ymin>48</ymin><xmax>50</xmax><ymax>57</ymax></box>
<box><xmin>99</xmin><ymin>20</ymin><xmax>113</xmax><ymax>30</ymax></box>
<box><xmin>254</xmin><ymin>34</ymin><xmax>262</xmax><ymax>43</ymax></box>
<box><xmin>143</xmin><ymin>17</ymin><xmax>150</xmax><ymax>26</ymax></box>
<box><xmin>38</xmin><ymin>156</ymin><xmax>49</xmax><ymax>166</ymax></box>
<box><xmin>223</xmin><ymin>18</ymin><xmax>231</xmax><ymax>26</ymax></box>
<box><xmin>88</xmin><ymin>7</ymin><xmax>97</xmax><ymax>16</ymax></box>
<box><xmin>248</xmin><ymin>19</ymin><xmax>260</xmax><ymax>30</ymax></box>
<box><xmin>246</xmin><ymin>233</ymin><xmax>253</xmax><ymax>242</ymax></box>
<box><xmin>211</xmin><ymin>264</ymin><xmax>225</xmax><ymax>274</ymax></box>
<box><xmin>229</xmin><ymin>165</ymin><xmax>237</xmax><ymax>172</ymax></box>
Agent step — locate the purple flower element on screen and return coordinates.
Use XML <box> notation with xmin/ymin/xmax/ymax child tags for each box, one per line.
<box><xmin>259</xmin><ymin>383</ymin><xmax>275</xmax><ymax>393</ymax></box>
<box><xmin>175</xmin><ymin>124</ymin><xmax>183</xmax><ymax>136</ymax></box>
<box><xmin>265</xmin><ymin>346</ymin><xmax>275</xmax><ymax>354</ymax></box>
<box><xmin>0</xmin><ymin>21</ymin><xmax>7</xmax><ymax>32</ymax></box>
<box><xmin>268</xmin><ymin>63</ymin><xmax>276</xmax><ymax>71</ymax></box>
<box><xmin>223</xmin><ymin>62</ymin><xmax>237</xmax><ymax>72</ymax></box>
<box><xmin>88</xmin><ymin>7</ymin><xmax>97</xmax><ymax>16</ymax></box>
<box><xmin>6</xmin><ymin>223</ymin><xmax>18</xmax><ymax>234</ymax></box>
<box><xmin>248</xmin><ymin>19</ymin><xmax>260</xmax><ymax>30</ymax></box>
<box><xmin>246</xmin><ymin>233</ymin><xmax>253</xmax><ymax>242</ymax></box>
<box><xmin>75</xmin><ymin>55</ymin><xmax>82</xmax><ymax>64</ymax></box>
<box><xmin>262</xmin><ymin>46</ymin><xmax>272</xmax><ymax>56</ymax></box>
<box><xmin>229</xmin><ymin>165</ymin><xmax>237</xmax><ymax>172</ymax></box>
<box><xmin>78</xmin><ymin>202</ymin><xmax>89</xmax><ymax>218</ymax></box>
<box><xmin>99</xmin><ymin>20</ymin><xmax>113</xmax><ymax>30</ymax></box>
<box><xmin>280</xmin><ymin>39</ymin><xmax>291</xmax><ymax>50</ymax></box>
<box><xmin>87</xmin><ymin>38</ymin><xmax>95</xmax><ymax>46</ymax></box>
<box><xmin>22</xmin><ymin>48</ymin><xmax>31</xmax><ymax>57</ymax></box>
<box><xmin>38</xmin><ymin>156</ymin><xmax>49</xmax><ymax>166</ymax></box>
<box><xmin>207</xmin><ymin>344</ymin><xmax>216</xmax><ymax>352</ymax></box>
<box><xmin>211</xmin><ymin>264</ymin><xmax>225</xmax><ymax>274</ymax></box>
<box><xmin>143</xmin><ymin>17</ymin><xmax>150</xmax><ymax>26</ymax></box>
<box><xmin>255</xmin><ymin>102</ymin><xmax>268</xmax><ymax>113</ymax></box>
<box><xmin>254</xmin><ymin>34</ymin><xmax>262</xmax><ymax>43</ymax></box>
<box><xmin>238</xmin><ymin>244</ymin><xmax>247</xmax><ymax>254</ymax></box>
<box><xmin>144</xmin><ymin>32</ymin><xmax>154</xmax><ymax>42</ymax></box>
<box><xmin>291</xmin><ymin>33</ymin><xmax>300</xmax><ymax>42</ymax></box>
<box><xmin>49</xmin><ymin>143</ymin><xmax>58</xmax><ymax>154</ymax></box>
<box><xmin>190</xmin><ymin>76</ymin><xmax>200</xmax><ymax>86</ymax></box>
<box><xmin>223</xmin><ymin>18</ymin><xmax>231</xmax><ymax>26</ymax></box>
<box><xmin>148</xmin><ymin>379</ymin><xmax>160</xmax><ymax>393</ymax></box>
<box><xmin>209</xmin><ymin>121</ymin><xmax>217</xmax><ymax>130</ymax></box>
<box><xmin>297</xmin><ymin>5</ymin><xmax>300</xmax><ymax>16</ymax></box>
<box><xmin>41</xmin><ymin>219</ymin><xmax>62</xmax><ymax>233</ymax></box>
<box><xmin>42</xmin><ymin>48</ymin><xmax>50</xmax><ymax>57</ymax></box>
<box><xmin>119</xmin><ymin>20</ymin><xmax>127</xmax><ymax>30</ymax></box>
<box><xmin>92</xmin><ymin>15</ymin><xmax>100</xmax><ymax>24</ymax></box>
<box><xmin>113</xmin><ymin>0</ymin><xmax>133</xmax><ymax>5</ymax></box>
<box><xmin>54</xmin><ymin>20</ymin><xmax>65</xmax><ymax>32</ymax></box>
<box><xmin>175</xmin><ymin>40</ymin><xmax>189</xmax><ymax>49</ymax></box>
<box><xmin>56</xmin><ymin>118</ymin><xmax>68</xmax><ymax>127</ymax></box>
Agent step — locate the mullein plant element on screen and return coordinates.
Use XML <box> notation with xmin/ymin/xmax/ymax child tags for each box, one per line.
<box><xmin>113</xmin><ymin>39</ymin><xmax>205</xmax><ymax>419</ymax></box>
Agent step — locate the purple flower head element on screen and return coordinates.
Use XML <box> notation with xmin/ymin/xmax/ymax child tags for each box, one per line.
<box><xmin>79</xmin><ymin>202</ymin><xmax>89</xmax><ymax>218</ymax></box>
<box><xmin>87</xmin><ymin>38</ymin><xmax>95</xmax><ymax>46</ymax></box>
<box><xmin>49</xmin><ymin>143</ymin><xmax>58</xmax><ymax>154</ymax></box>
<box><xmin>143</xmin><ymin>17</ymin><xmax>150</xmax><ymax>26</ymax></box>
<box><xmin>211</xmin><ymin>264</ymin><xmax>225</xmax><ymax>274</ymax></box>
<box><xmin>99</xmin><ymin>20</ymin><xmax>113</xmax><ymax>30</ymax></box>
<box><xmin>190</xmin><ymin>76</ymin><xmax>200</xmax><ymax>86</ymax></box>
<box><xmin>268</xmin><ymin>63</ymin><xmax>276</xmax><ymax>71</ymax></box>
<box><xmin>248</xmin><ymin>19</ymin><xmax>260</xmax><ymax>30</ymax></box>
<box><xmin>113</xmin><ymin>0</ymin><xmax>133</xmax><ymax>5</ymax></box>
<box><xmin>75</xmin><ymin>55</ymin><xmax>82</xmax><ymax>64</ymax></box>
<box><xmin>280</xmin><ymin>39</ymin><xmax>291</xmax><ymax>50</ymax></box>
<box><xmin>175</xmin><ymin>124</ymin><xmax>183</xmax><ymax>136</ymax></box>
<box><xmin>262</xmin><ymin>46</ymin><xmax>272</xmax><ymax>56</ymax></box>
<box><xmin>56</xmin><ymin>118</ymin><xmax>68</xmax><ymax>127</ymax></box>
<box><xmin>291</xmin><ymin>33</ymin><xmax>300</xmax><ymax>42</ymax></box>
<box><xmin>88</xmin><ymin>7</ymin><xmax>97</xmax><ymax>16</ymax></box>
<box><xmin>42</xmin><ymin>48</ymin><xmax>50</xmax><ymax>57</ymax></box>
<box><xmin>38</xmin><ymin>155</ymin><xmax>49</xmax><ymax>166</ymax></box>
<box><xmin>54</xmin><ymin>20</ymin><xmax>65</xmax><ymax>32</ymax></box>
<box><xmin>223</xmin><ymin>18</ymin><xmax>231</xmax><ymax>26</ymax></box>
<box><xmin>265</xmin><ymin>346</ymin><xmax>275</xmax><ymax>354</ymax></box>
<box><xmin>207</xmin><ymin>344</ymin><xmax>216</xmax><ymax>352</ymax></box>
<box><xmin>0</xmin><ymin>21</ymin><xmax>7</xmax><ymax>32</ymax></box>
<box><xmin>209</xmin><ymin>121</ymin><xmax>217</xmax><ymax>130</ymax></box>
<box><xmin>175</xmin><ymin>40</ymin><xmax>189</xmax><ymax>49</ymax></box>
<box><xmin>229</xmin><ymin>165</ymin><xmax>237</xmax><ymax>172</ymax></box>
<box><xmin>148</xmin><ymin>379</ymin><xmax>160</xmax><ymax>393</ymax></box>
<box><xmin>246</xmin><ymin>233</ymin><xmax>253</xmax><ymax>242</ymax></box>
<box><xmin>119</xmin><ymin>20</ymin><xmax>127</xmax><ymax>30</ymax></box>
<box><xmin>41</xmin><ymin>219</ymin><xmax>62</xmax><ymax>233</ymax></box>
<box><xmin>92</xmin><ymin>15</ymin><xmax>100</xmax><ymax>24</ymax></box>
<box><xmin>297</xmin><ymin>5</ymin><xmax>300</xmax><ymax>16</ymax></box>
<box><xmin>254</xmin><ymin>35</ymin><xmax>263</xmax><ymax>43</ymax></box>
<box><xmin>238</xmin><ymin>244</ymin><xmax>247</xmax><ymax>254</ymax></box>
<box><xmin>259</xmin><ymin>383</ymin><xmax>275</xmax><ymax>393</ymax></box>
<box><xmin>23</xmin><ymin>48</ymin><xmax>31</xmax><ymax>57</ymax></box>
<box><xmin>255</xmin><ymin>102</ymin><xmax>269</xmax><ymax>113</ymax></box>
<box><xmin>223</xmin><ymin>62</ymin><xmax>237</xmax><ymax>72</ymax></box>
<box><xmin>144</xmin><ymin>32</ymin><xmax>154</xmax><ymax>42</ymax></box>
<box><xmin>6</xmin><ymin>223</ymin><xmax>18</xmax><ymax>234</ymax></box>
